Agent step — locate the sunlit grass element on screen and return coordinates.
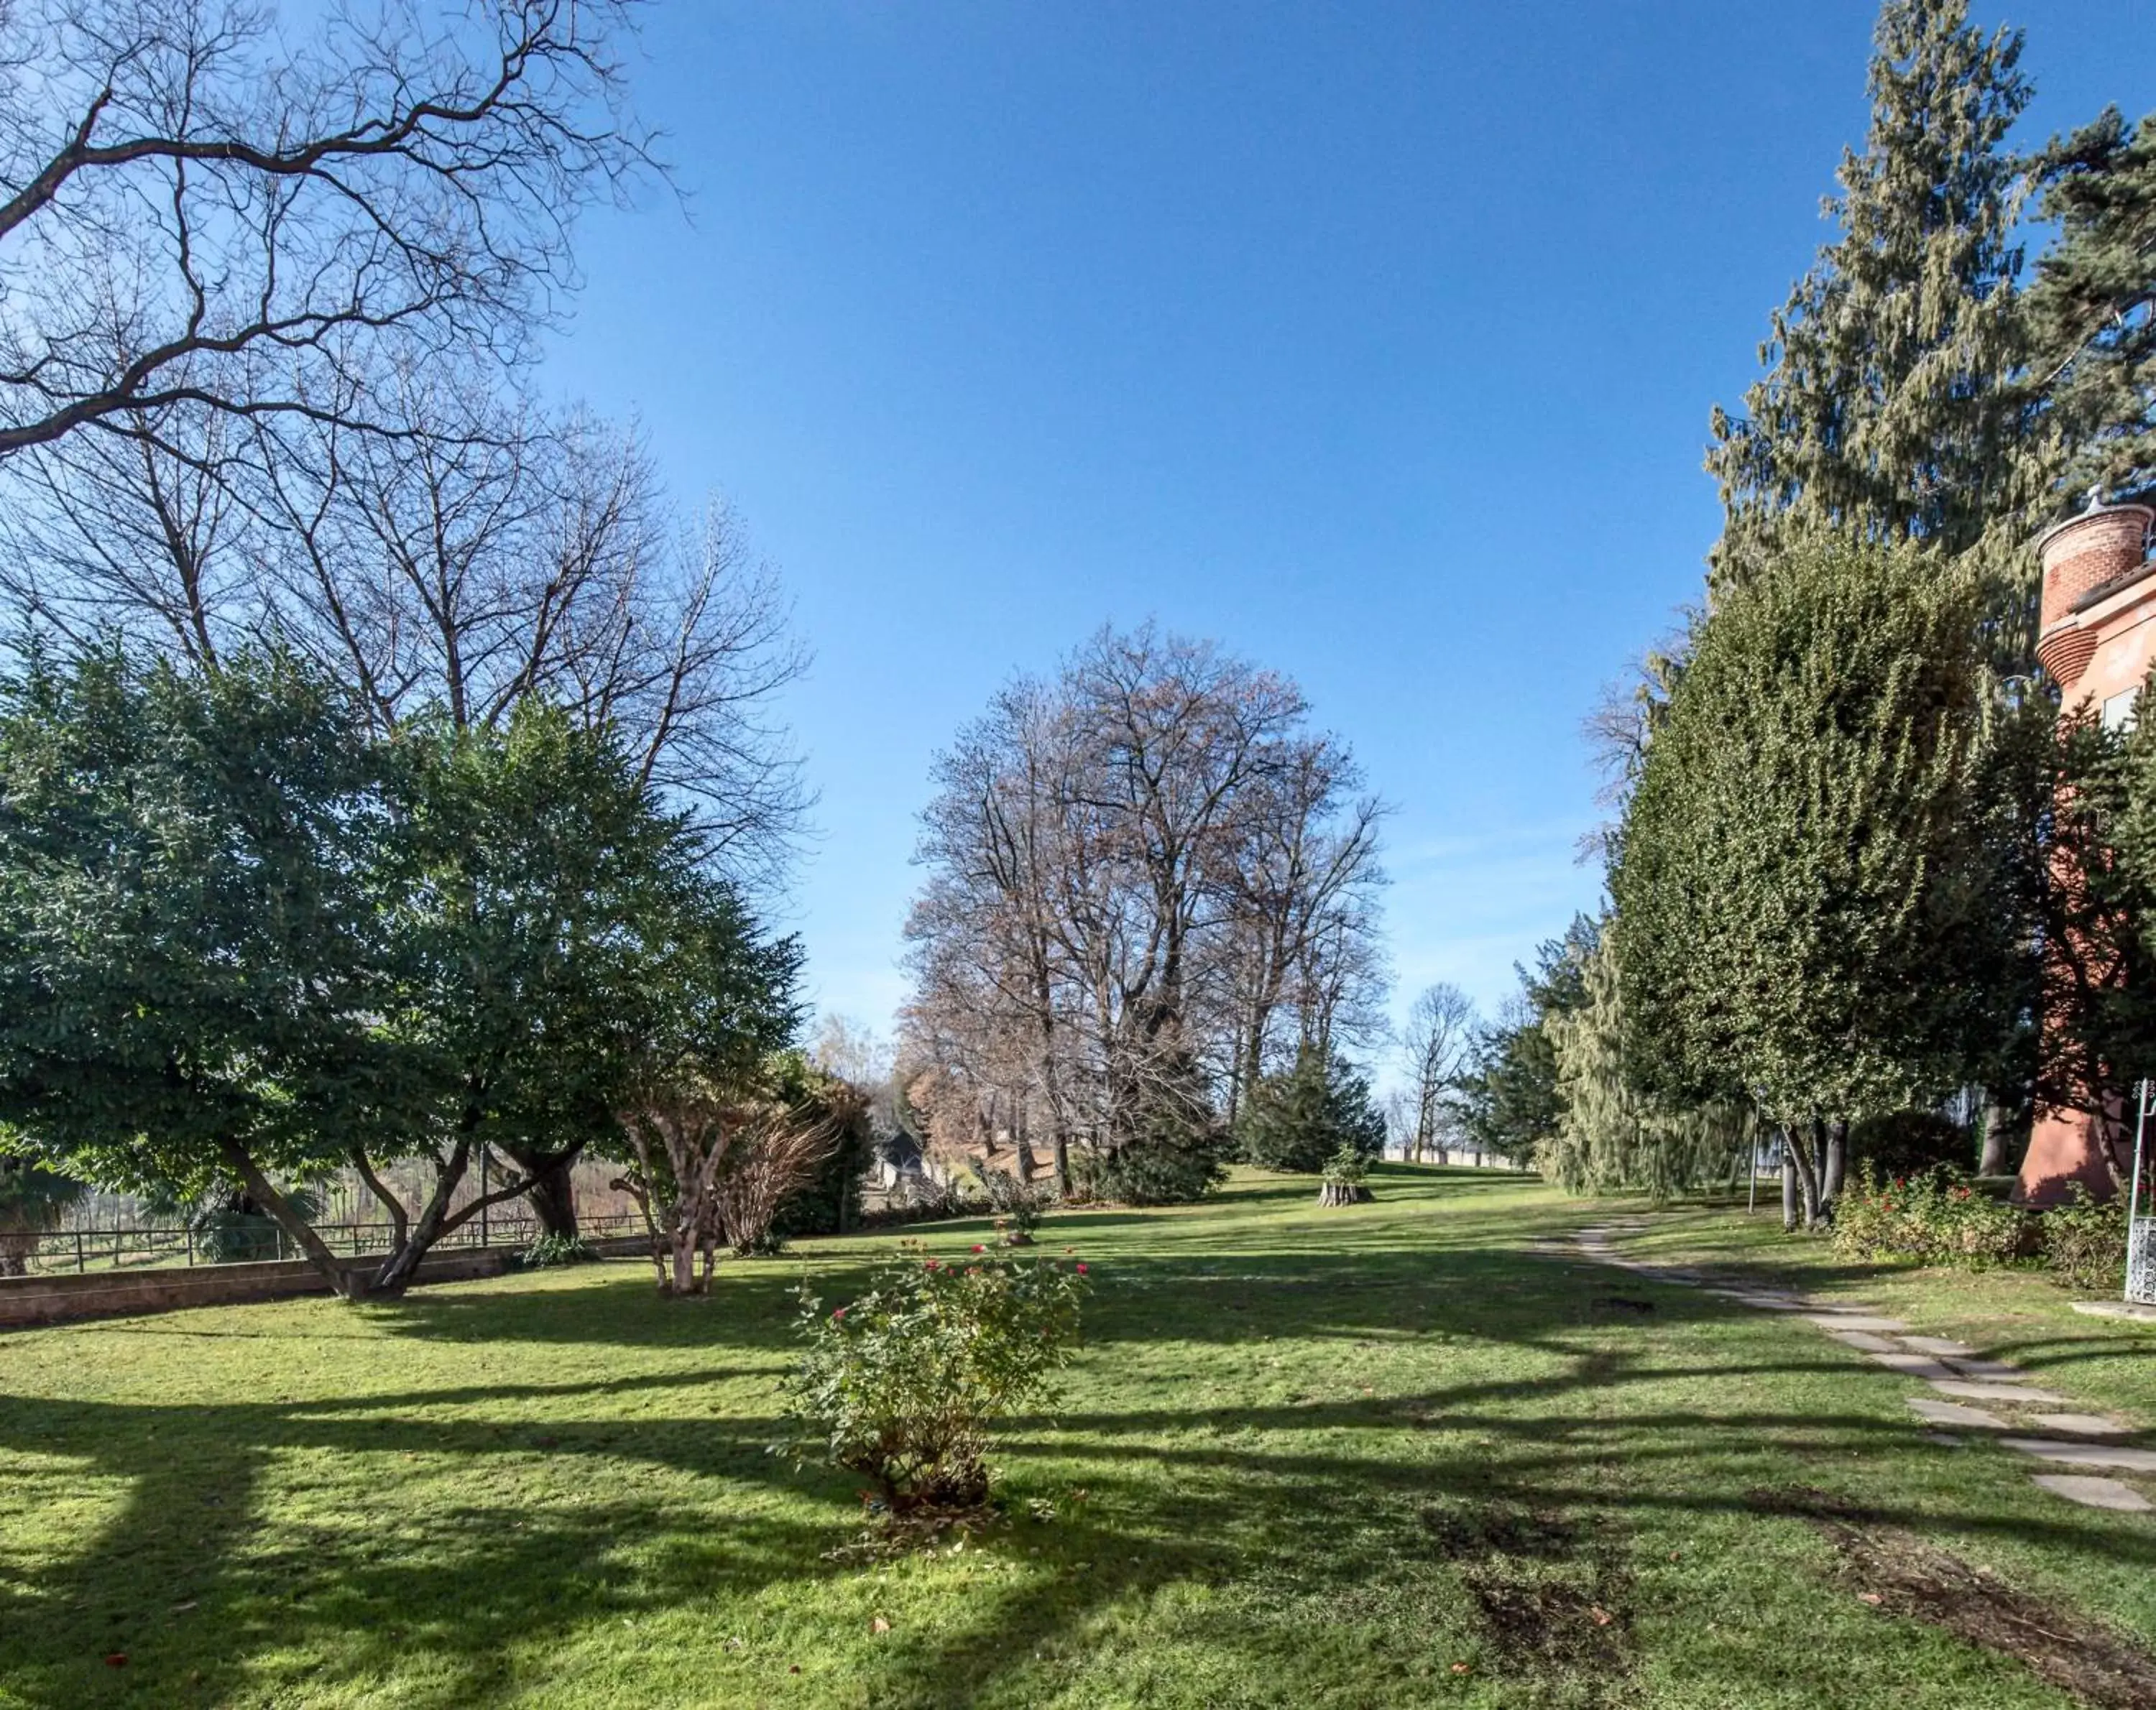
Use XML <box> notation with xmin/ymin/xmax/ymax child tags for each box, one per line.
<box><xmin>1</xmin><ymin>1167</ymin><xmax>2151</xmax><ymax>1708</ymax></box>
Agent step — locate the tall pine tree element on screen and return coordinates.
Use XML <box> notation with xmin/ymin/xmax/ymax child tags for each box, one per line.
<box><xmin>1707</xmin><ymin>0</ymin><xmax>2033</xmax><ymax>590</ymax></box>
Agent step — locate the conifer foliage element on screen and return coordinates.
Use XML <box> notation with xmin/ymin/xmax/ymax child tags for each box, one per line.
<box><xmin>2027</xmin><ymin>108</ymin><xmax>2156</xmax><ymax>502</ymax></box>
<box><xmin>1706</xmin><ymin>0</ymin><xmax>2033</xmax><ymax>587</ymax></box>
<box><xmin>1236</xmin><ymin>1044</ymin><xmax>1386</xmax><ymax>1175</ymax></box>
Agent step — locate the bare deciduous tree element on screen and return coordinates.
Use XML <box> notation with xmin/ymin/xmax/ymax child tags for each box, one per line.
<box><xmin>900</xmin><ymin>625</ymin><xmax>1389</xmax><ymax>1195</ymax></box>
<box><xmin>1397</xmin><ymin>982</ymin><xmax>1477</xmax><ymax>1163</ymax></box>
<box><xmin>621</xmin><ymin>1091</ymin><xmax>848</xmax><ymax>1296</ymax></box>
<box><xmin>0</xmin><ymin>0</ymin><xmax>654</xmax><ymax>461</ymax></box>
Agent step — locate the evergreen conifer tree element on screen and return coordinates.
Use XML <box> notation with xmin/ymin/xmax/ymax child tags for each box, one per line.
<box><xmin>2026</xmin><ymin>108</ymin><xmax>2156</xmax><ymax>504</ymax></box>
<box><xmin>1707</xmin><ymin>0</ymin><xmax>2033</xmax><ymax>590</ymax></box>
<box><xmin>1544</xmin><ymin>932</ymin><xmax>1755</xmax><ymax>1200</ymax></box>
<box><xmin>1237</xmin><ymin>1044</ymin><xmax>1385</xmax><ymax>1175</ymax></box>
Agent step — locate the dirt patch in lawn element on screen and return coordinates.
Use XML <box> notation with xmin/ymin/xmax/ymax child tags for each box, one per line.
<box><xmin>1751</xmin><ymin>1484</ymin><xmax>2156</xmax><ymax>1710</ymax></box>
<box><xmin>1422</xmin><ymin>1502</ymin><xmax>1635</xmax><ymax>1704</ymax></box>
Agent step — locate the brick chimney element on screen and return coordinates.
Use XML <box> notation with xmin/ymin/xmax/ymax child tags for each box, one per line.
<box><xmin>2036</xmin><ymin>497</ymin><xmax>2154</xmax><ymax>698</ymax></box>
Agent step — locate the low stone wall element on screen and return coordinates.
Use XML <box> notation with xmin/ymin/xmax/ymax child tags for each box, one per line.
<box><xmin>0</xmin><ymin>1235</ymin><xmax>649</xmax><ymax>1331</ymax></box>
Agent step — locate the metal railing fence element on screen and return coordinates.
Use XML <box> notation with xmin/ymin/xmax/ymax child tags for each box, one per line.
<box><xmin>0</xmin><ymin>1211</ymin><xmax>646</xmax><ymax>1278</ymax></box>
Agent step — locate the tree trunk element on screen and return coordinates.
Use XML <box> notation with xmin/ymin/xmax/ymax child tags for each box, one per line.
<box><xmin>1821</xmin><ymin>1119</ymin><xmax>1848</xmax><ymax>1213</ymax></box>
<box><xmin>1784</xmin><ymin>1123</ymin><xmax>1823</xmax><ymax>1228</ymax></box>
<box><xmin>669</xmin><ymin>1221</ymin><xmax>700</xmax><ymax>1296</ymax></box>
<box><xmin>369</xmin><ymin>1139</ymin><xmax>476</xmax><ymax>1295</ymax></box>
<box><xmin>1781</xmin><ymin>1146</ymin><xmax>1799</xmax><ymax>1232</ymax></box>
<box><xmin>217</xmin><ymin>1137</ymin><xmax>360</xmax><ymax>1296</ymax></box>
<box><xmin>515</xmin><ymin>1151</ymin><xmax>581</xmax><ymax>1239</ymax></box>
<box><xmin>1976</xmin><ymin>1096</ymin><xmax>2018</xmax><ymax>1176</ymax></box>
<box><xmin>1317</xmin><ymin>1180</ymin><xmax>1373</xmax><ymax>1207</ymax></box>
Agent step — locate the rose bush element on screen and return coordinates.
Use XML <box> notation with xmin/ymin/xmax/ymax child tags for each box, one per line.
<box><xmin>775</xmin><ymin>1240</ymin><xmax>1089</xmax><ymax>1515</ymax></box>
<box><xmin>1832</xmin><ymin>1166</ymin><xmax>2025</xmax><ymax>1268</ymax></box>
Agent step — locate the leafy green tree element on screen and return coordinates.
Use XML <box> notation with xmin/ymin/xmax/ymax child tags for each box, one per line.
<box><xmin>1707</xmin><ymin>0</ymin><xmax>2034</xmax><ymax>591</ymax></box>
<box><xmin>379</xmin><ymin>706</ymin><xmax>717</xmax><ymax>1254</ymax></box>
<box><xmin>0</xmin><ymin>644</ymin><xmax>415</xmax><ymax>1290</ymax></box>
<box><xmin>1236</xmin><ymin>1043</ymin><xmax>1385</xmax><ymax>1174</ymax></box>
<box><xmin>1613</xmin><ymin>535</ymin><xmax>2013</xmax><ymax>1224</ymax></box>
<box><xmin>2030</xmin><ymin>698</ymin><xmax>2156</xmax><ymax>1186</ymax></box>
<box><xmin>0</xmin><ymin>645</ymin><xmax>791</xmax><ymax>1296</ymax></box>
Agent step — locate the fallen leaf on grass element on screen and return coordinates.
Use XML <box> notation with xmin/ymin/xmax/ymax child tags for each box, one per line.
<box><xmin>870</xmin><ymin>1616</ymin><xmax>891</xmax><ymax>1635</ymax></box>
<box><xmin>1590</xmin><ymin>1607</ymin><xmax>1613</xmax><ymax>1626</ymax></box>
<box><xmin>1858</xmin><ymin>1592</ymin><xmax>1884</xmax><ymax>1607</ymax></box>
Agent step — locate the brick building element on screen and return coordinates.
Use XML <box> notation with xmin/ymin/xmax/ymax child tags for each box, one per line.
<box><xmin>2021</xmin><ymin>495</ymin><xmax>2156</xmax><ymax>1205</ymax></box>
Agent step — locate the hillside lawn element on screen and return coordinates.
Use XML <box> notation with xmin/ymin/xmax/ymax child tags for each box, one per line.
<box><xmin>1</xmin><ymin>1166</ymin><xmax>2152</xmax><ymax>1709</ymax></box>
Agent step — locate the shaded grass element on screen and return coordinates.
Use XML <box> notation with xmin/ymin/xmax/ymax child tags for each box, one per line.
<box><xmin>0</xmin><ymin>1168</ymin><xmax>2150</xmax><ymax>1708</ymax></box>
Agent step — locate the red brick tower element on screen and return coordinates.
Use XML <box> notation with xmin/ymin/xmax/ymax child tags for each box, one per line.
<box><xmin>2021</xmin><ymin>496</ymin><xmax>2156</xmax><ymax>1206</ymax></box>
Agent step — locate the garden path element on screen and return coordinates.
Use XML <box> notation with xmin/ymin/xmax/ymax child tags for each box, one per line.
<box><xmin>1562</xmin><ymin>1219</ymin><xmax>2156</xmax><ymax>1516</ymax></box>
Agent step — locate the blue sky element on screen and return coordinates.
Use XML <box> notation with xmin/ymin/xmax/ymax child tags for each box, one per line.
<box><xmin>540</xmin><ymin>0</ymin><xmax>2152</xmax><ymax>1054</ymax></box>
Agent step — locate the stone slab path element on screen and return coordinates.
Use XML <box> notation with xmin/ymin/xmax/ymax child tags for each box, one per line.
<box><xmin>1565</xmin><ymin>1219</ymin><xmax>2152</xmax><ymax>1516</ymax></box>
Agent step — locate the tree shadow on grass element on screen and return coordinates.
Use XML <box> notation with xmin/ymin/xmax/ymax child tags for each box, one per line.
<box><xmin>0</xmin><ymin>1374</ymin><xmax>863</xmax><ymax>1709</ymax></box>
<box><xmin>4</xmin><ymin>1201</ymin><xmax>2148</xmax><ymax>1709</ymax></box>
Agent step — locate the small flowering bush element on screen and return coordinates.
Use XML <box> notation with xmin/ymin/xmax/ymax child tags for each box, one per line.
<box><xmin>2042</xmin><ymin>1183</ymin><xmax>2129</xmax><ymax>1293</ymax></box>
<box><xmin>1835</xmin><ymin>1165</ymin><xmax>2134</xmax><ymax>1292</ymax></box>
<box><xmin>1832</xmin><ymin>1165</ymin><xmax>2027</xmax><ymax>1268</ymax></box>
<box><xmin>775</xmin><ymin>1239</ymin><xmax>1089</xmax><ymax>1514</ymax></box>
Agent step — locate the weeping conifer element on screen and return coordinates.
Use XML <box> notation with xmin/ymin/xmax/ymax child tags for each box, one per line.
<box><xmin>1544</xmin><ymin>933</ymin><xmax>1755</xmax><ymax>1201</ymax></box>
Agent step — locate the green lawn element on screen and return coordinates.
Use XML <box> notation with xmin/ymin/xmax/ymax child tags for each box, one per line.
<box><xmin>1621</xmin><ymin>1201</ymin><xmax>2156</xmax><ymax>1425</ymax></box>
<box><xmin>2</xmin><ymin>1167</ymin><xmax>2153</xmax><ymax>1709</ymax></box>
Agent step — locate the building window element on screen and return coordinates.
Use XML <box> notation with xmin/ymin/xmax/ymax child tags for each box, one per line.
<box><xmin>2104</xmin><ymin>685</ymin><xmax>2141</xmax><ymax>731</ymax></box>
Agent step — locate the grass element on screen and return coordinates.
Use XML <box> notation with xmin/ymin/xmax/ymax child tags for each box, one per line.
<box><xmin>1625</xmin><ymin>1201</ymin><xmax>2156</xmax><ymax>1424</ymax></box>
<box><xmin>0</xmin><ymin>1165</ymin><xmax>2151</xmax><ymax>1709</ymax></box>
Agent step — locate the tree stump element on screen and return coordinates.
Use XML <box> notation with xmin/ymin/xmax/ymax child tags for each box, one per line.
<box><xmin>1317</xmin><ymin>1180</ymin><xmax>1372</xmax><ymax>1208</ymax></box>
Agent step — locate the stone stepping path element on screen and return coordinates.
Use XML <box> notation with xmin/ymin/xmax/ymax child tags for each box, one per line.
<box><xmin>2030</xmin><ymin>1475</ymin><xmax>2151</xmax><ymax>1512</ymax></box>
<box><xmin>1562</xmin><ymin>1221</ymin><xmax>2151</xmax><ymax>1516</ymax></box>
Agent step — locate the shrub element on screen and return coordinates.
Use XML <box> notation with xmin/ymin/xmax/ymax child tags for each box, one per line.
<box><xmin>769</xmin><ymin>1053</ymin><xmax>878</xmax><ymax>1240</ymax></box>
<box><xmin>1317</xmin><ymin>1142</ymin><xmax>1373</xmax><ymax>1207</ymax></box>
<box><xmin>1070</xmin><ymin>1134</ymin><xmax>1225</xmax><ymax>1206</ymax></box>
<box><xmin>0</xmin><ymin>1157</ymin><xmax>85</xmax><ymax>1277</ymax></box>
<box><xmin>863</xmin><ymin>1175</ymin><xmax>985</xmax><ymax>1228</ymax></box>
<box><xmin>1321</xmin><ymin>1145</ymin><xmax>1368</xmax><ymax>1187</ymax></box>
<box><xmin>2040</xmin><ymin>1185</ymin><xmax>2129</xmax><ymax>1293</ymax></box>
<box><xmin>972</xmin><ymin>1159</ymin><xmax>1049</xmax><ymax>1242</ymax></box>
<box><xmin>776</xmin><ymin>1241</ymin><xmax>1088</xmax><ymax>1514</ymax></box>
<box><xmin>520</xmin><ymin>1232</ymin><xmax>597</xmax><ymax>1269</ymax></box>
<box><xmin>1831</xmin><ymin>1165</ymin><xmax>2027</xmax><ymax>1269</ymax></box>
<box><xmin>1848</xmin><ymin>1110</ymin><xmax>1973</xmax><ymax>1178</ymax></box>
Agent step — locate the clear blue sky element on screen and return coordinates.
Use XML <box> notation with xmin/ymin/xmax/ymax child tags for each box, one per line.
<box><xmin>540</xmin><ymin>0</ymin><xmax>2152</xmax><ymax>1051</ymax></box>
